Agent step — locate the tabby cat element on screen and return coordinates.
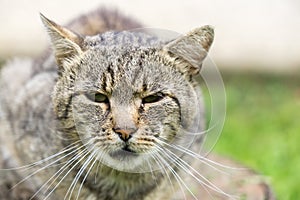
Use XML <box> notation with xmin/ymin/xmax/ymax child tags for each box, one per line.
<box><xmin>0</xmin><ymin>8</ymin><xmax>221</xmax><ymax>200</ymax></box>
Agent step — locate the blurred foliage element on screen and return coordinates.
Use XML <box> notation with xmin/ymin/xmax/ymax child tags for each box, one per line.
<box><xmin>208</xmin><ymin>72</ymin><xmax>300</xmax><ymax>200</ymax></box>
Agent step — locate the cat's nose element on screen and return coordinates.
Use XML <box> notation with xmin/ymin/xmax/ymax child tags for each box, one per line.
<box><xmin>114</xmin><ymin>128</ymin><xmax>136</xmax><ymax>142</ymax></box>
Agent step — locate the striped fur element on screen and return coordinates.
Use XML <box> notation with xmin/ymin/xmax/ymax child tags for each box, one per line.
<box><xmin>0</xmin><ymin>8</ymin><xmax>214</xmax><ymax>200</ymax></box>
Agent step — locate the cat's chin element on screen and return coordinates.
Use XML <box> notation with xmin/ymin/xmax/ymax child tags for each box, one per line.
<box><xmin>95</xmin><ymin>148</ymin><xmax>157</xmax><ymax>173</ymax></box>
<box><xmin>108</xmin><ymin>148</ymin><xmax>138</xmax><ymax>161</ymax></box>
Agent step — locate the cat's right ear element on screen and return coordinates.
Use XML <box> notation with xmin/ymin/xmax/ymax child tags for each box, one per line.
<box><xmin>40</xmin><ymin>13</ymin><xmax>85</xmax><ymax>68</ymax></box>
<box><xmin>162</xmin><ymin>26</ymin><xmax>214</xmax><ymax>75</ymax></box>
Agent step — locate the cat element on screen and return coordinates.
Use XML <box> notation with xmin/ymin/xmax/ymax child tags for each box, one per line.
<box><xmin>0</xmin><ymin>8</ymin><xmax>221</xmax><ymax>200</ymax></box>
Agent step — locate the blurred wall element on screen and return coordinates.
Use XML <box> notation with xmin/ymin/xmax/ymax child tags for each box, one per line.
<box><xmin>0</xmin><ymin>0</ymin><xmax>300</xmax><ymax>73</ymax></box>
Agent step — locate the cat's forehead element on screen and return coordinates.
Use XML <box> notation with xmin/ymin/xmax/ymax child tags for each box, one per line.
<box><xmin>82</xmin><ymin>33</ymin><xmax>165</xmax><ymax>80</ymax></box>
<box><xmin>83</xmin><ymin>51</ymin><xmax>166</xmax><ymax>84</ymax></box>
<box><xmin>77</xmin><ymin>46</ymin><xmax>179</xmax><ymax>97</ymax></box>
<box><xmin>78</xmin><ymin>31</ymin><xmax>180</xmax><ymax>93</ymax></box>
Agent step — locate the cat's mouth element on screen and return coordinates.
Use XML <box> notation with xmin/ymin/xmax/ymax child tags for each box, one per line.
<box><xmin>109</xmin><ymin>145</ymin><xmax>138</xmax><ymax>160</ymax></box>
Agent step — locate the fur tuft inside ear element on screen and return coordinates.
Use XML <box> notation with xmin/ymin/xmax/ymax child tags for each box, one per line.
<box><xmin>40</xmin><ymin>13</ymin><xmax>85</xmax><ymax>68</ymax></box>
<box><xmin>163</xmin><ymin>25</ymin><xmax>214</xmax><ymax>75</ymax></box>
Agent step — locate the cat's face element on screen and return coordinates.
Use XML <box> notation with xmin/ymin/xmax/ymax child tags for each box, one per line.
<box><xmin>62</xmin><ymin>45</ymin><xmax>199</xmax><ymax>171</ymax></box>
<box><xmin>41</xmin><ymin>15</ymin><xmax>213</xmax><ymax>172</ymax></box>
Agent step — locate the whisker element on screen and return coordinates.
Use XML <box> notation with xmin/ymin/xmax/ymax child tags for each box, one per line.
<box><xmin>94</xmin><ymin>150</ymin><xmax>105</xmax><ymax>184</ymax></box>
<box><xmin>158</xmin><ymin>139</ymin><xmax>245</xmax><ymax>172</ymax></box>
<box><xmin>151</xmin><ymin>154</ymin><xmax>177</xmax><ymax>198</ymax></box>
<box><xmin>158</xmin><ymin>145</ymin><xmax>237</xmax><ymax>199</ymax></box>
<box><xmin>75</xmin><ymin>149</ymin><xmax>99</xmax><ymax>200</ymax></box>
<box><xmin>146</xmin><ymin>157</ymin><xmax>156</xmax><ymax>180</ymax></box>
<box><xmin>154</xmin><ymin>153</ymin><xmax>193</xmax><ymax>200</ymax></box>
<box><xmin>43</xmin><ymin>149</ymin><xmax>91</xmax><ymax>200</ymax></box>
<box><xmin>10</xmin><ymin>144</ymin><xmax>81</xmax><ymax>191</ymax></box>
<box><xmin>65</xmin><ymin>144</ymin><xmax>98</xmax><ymax>200</ymax></box>
<box><xmin>145</xmin><ymin>151</ymin><xmax>161</xmax><ymax>188</ymax></box>
<box><xmin>1</xmin><ymin>140</ymin><xmax>82</xmax><ymax>171</ymax></box>
<box><xmin>158</xmin><ymin>139</ymin><xmax>228</xmax><ymax>175</ymax></box>
<box><xmin>28</xmin><ymin>143</ymin><xmax>90</xmax><ymax>200</ymax></box>
<box><xmin>157</xmin><ymin>149</ymin><xmax>213</xmax><ymax>200</ymax></box>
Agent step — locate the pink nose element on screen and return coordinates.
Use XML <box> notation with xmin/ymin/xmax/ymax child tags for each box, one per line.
<box><xmin>114</xmin><ymin>128</ymin><xmax>136</xmax><ymax>142</ymax></box>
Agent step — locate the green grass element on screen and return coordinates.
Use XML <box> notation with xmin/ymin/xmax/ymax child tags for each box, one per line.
<box><xmin>208</xmin><ymin>72</ymin><xmax>300</xmax><ymax>200</ymax></box>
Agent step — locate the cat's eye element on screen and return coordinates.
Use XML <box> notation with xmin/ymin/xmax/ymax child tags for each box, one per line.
<box><xmin>142</xmin><ymin>93</ymin><xmax>165</xmax><ymax>104</ymax></box>
<box><xmin>85</xmin><ymin>92</ymin><xmax>109</xmax><ymax>103</ymax></box>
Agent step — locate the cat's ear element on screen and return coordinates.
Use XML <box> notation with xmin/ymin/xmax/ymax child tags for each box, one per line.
<box><xmin>163</xmin><ymin>26</ymin><xmax>214</xmax><ymax>75</ymax></box>
<box><xmin>40</xmin><ymin>13</ymin><xmax>85</xmax><ymax>67</ymax></box>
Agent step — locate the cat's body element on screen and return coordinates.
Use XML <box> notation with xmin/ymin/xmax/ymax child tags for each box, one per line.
<box><xmin>0</xmin><ymin>8</ymin><xmax>214</xmax><ymax>199</ymax></box>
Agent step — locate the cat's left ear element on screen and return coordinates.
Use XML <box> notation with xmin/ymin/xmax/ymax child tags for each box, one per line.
<box><xmin>163</xmin><ymin>26</ymin><xmax>214</xmax><ymax>75</ymax></box>
<box><xmin>40</xmin><ymin>13</ymin><xmax>85</xmax><ymax>68</ymax></box>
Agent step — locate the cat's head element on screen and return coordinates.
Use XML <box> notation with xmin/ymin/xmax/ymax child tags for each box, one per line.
<box><xmin>41</xmin><ymin>14</ymin><xmax>214</xmax><ymax>172</ymax></box>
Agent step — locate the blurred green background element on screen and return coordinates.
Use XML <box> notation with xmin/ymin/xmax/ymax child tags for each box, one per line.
<box><xmin>203</xmin><ymin>72</ymin><xmax>300</xmax><ymax>200</ymax></box>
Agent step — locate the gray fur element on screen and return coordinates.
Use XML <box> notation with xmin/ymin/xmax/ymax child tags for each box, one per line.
<box><xmin>0</xmin><ymin>8</ymin><xmax>214</xmax><ymax>200</ymax></box>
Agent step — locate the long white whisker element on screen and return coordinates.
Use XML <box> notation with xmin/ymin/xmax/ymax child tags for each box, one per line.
<box><xmin>160</xmin><ymin>140</ymin><xmax>228</xmax><ymax>175</ymax></box>
<box><xmin>151</xmin><ymin>154</ymin><xmax>176</xmax><ymax>197</ymax></box>
<box><xmin>159</xmin><ymin>139</ymin><xmax>245</xmax><ymax>172</ymax></box>
<box><xmin>44</xmin><ymin>149</ymin><xmax>92</xmax><ymax>200</ymax></box>
<box><xmin>44</xmin><ymin>148</ymin><xmax>88</xmax><ymax>191</ymax></box>
<box><xmin>159</xmin><ymin>145</ymin><xmax>237</xmax><ymax>199</ymax></box>
<box><xmin>155</xmin><ymin>153</ymin><xmax>194</xmax><ymax>200</ymax></box>
<box><xmin>29</xmin><ymin>143</ymin><xmax>89</xmax><ymax>200</ymax></box>
<box><xmin>94</xmin><ymin>163</ymin><xmax>101</xmax><ymax>184</ymax></box>
<box><xmin>165</xmin><ymin>150</ymin><xmax>221</xmax><ymax>197</ymax></box>
<box><xmin>157</xmin><ymin>148</ymin><xmax>214</xmax><ymax>200</ymax></box>
<box><xmin>93</xmin><ymin>148</ymin><xmax>107</xmax><ymax>184</ymax></box>
<box><xmin>10</xmin><ymin>144</ymin><xmax>81</xmax><ymax>191</ymax></box>
<box><xmin>65</xmin><ymin>145</ymin><xmax>98</xmax><ymax>200</ymax></box>
<box><xmin>146</xmin><ymin>157</ymin><xmax>156</xmax><ymax>180</ymax></box>
<box><xmin>75</xmin><ymin>150</ymin><xmax>99</xmax><ymax>200</ymax></box>
<box><xmin>1</xmin><ymin>141</ymin><xmax>82</xmax><ymax>171</ymax></box>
